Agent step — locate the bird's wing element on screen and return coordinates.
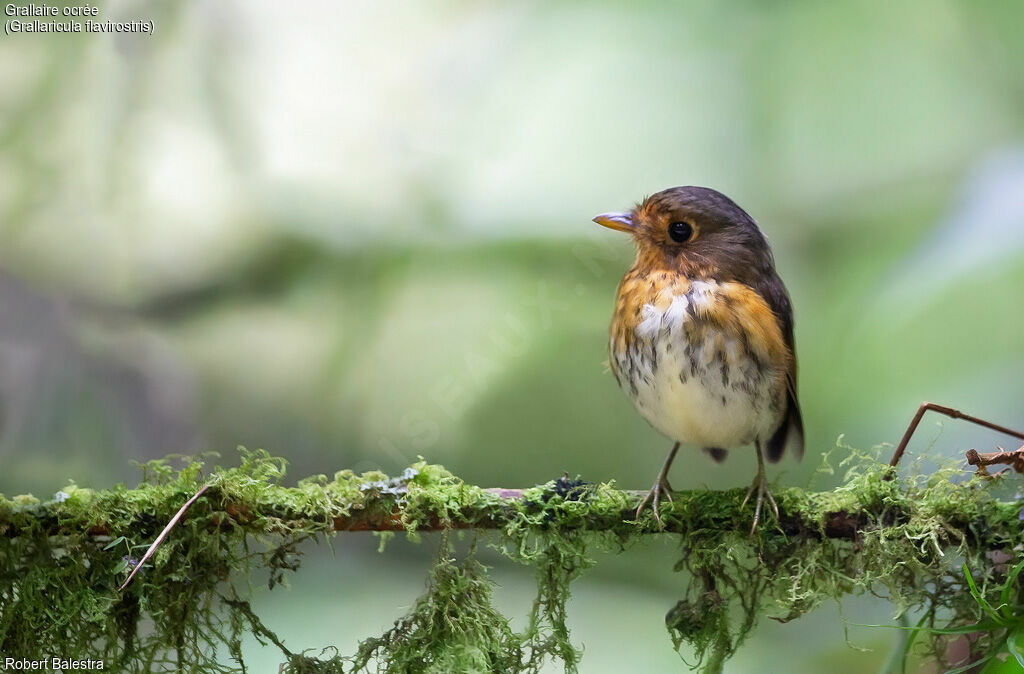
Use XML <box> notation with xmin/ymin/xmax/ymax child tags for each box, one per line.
<box><xmin>757</xmin><ymin>273</ymin><xmax>804</xmax><ymax>462</ymax></box>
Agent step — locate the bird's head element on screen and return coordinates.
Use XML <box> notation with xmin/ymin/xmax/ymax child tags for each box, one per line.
<box><xmin>593</xmin><ymin>186</ymin><xmax>775</xmax><ymax>282</ymax></box>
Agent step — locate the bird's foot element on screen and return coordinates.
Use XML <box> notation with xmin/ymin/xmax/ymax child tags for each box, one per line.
<box><xmin>635</xmin><ymin>475</ymin><xmax>674</xmax><ymax>530</ymax></box>
<box><xmin>741</xmin><ymin>468</ymin><xmax>779</xmax><ymax>535</ymax></box>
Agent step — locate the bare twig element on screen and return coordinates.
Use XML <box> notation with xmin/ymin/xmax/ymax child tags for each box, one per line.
<box><xmin>886</xmin><ymin>402</ymin><xmax>1024</xmax><ymax>478</ymax></box>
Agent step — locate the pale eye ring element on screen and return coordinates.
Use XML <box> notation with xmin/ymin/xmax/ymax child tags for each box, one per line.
<box><xmin>668</xmin><ymin>221</ymin><xmax>693</xmax><ymax>243</ymax></box>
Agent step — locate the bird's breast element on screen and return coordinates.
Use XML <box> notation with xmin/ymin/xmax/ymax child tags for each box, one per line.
<box><xmin>609</xmin><ymin>273</ymin><xmax>789</xmax><ymax>448</ymax></box>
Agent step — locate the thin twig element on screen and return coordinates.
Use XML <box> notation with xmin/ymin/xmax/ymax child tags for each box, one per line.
<box><xmin>119</xmin><ymin>482</ymin><xmax>213</xmax><ymax>591</ymax></box>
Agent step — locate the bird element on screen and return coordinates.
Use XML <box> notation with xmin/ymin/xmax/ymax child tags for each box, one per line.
<box><xmin>593</xmin><ymin>186</ymin><xmax>803</xmax><ymax>531</ymax></box>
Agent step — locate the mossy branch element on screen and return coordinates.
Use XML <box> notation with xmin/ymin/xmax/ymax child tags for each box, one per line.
<box><xmin>2</xmin><ymin>448</ymin><xmax>1023</xmax><ymax>673</ymax></box>
<box><xmin>0</xmin><ymin>480</ymin><xmax>914</xmax><ymax>540</ymax></box>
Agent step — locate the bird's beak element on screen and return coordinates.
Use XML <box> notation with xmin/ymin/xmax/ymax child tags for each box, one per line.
<box><xmin>592</xmin><ymin>211</ymin><xmax>634</xmax><ymax>233</ymax></box>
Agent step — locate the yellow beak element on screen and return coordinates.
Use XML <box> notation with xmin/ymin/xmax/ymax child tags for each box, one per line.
<box><xmin>592</xmin><ymin>211</ymin><xmax>634</xmax><ymax>233</ymax></box>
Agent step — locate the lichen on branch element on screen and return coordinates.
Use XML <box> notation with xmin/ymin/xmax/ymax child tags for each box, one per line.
<box><xmin>1</xmin><ymin>447</ymin><xmax>1022</xmax><ymax>673</ymax></box>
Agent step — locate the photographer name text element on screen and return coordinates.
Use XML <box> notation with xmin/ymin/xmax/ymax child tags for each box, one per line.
<box><xmin>3</xmin><ymin>656</ymin><xmax>103</xmax><ymax>670</ymax></box>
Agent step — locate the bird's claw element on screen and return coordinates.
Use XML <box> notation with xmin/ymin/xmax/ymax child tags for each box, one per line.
<box><xmin>635</xmin><ymin>476</ymin><xmax>673</xmax><ymax>529</ymax></box>
<box><xmin>742</xmin><ymin>469</ymin><xmax>779</xmax><ymax>535</ymax></box>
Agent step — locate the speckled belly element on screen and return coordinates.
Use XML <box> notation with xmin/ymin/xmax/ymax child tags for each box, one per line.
<box><xmin>610</xmin><ymin>281</ymin><xmax>786</xmax><ymax>449</ymax></box>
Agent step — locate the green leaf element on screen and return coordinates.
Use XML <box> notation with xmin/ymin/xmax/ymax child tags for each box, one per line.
<box><xmin>853</xmin><ymin>621</ymin><xmax>1008</xmax><ymax>636</ymax></box>
<box><xmin>947</xmin><ymin>653</ymin><xmax>994</xmax><ymax>674</ymax></box>
<box><xmin>965</xmin><ymin>562</ymin><xmax>1007</xmax><ymax>626</ymax></box>
<box><xmin>1007</xmin><ymin>629</ymin><xmax>1024</xmax><ymax>668</ymax></box>
<box><xmin>1001</xmin><ymin>559</ymin><xmax>1024</xmax><ymax>621</ymax></box>
<box><xmin>103</xmin><ymin>536</ymin><xmax>127</xmax><ymax>551</ymax></box>
<box><xmin>896</xmin><ymin>614</ymin><xmax>929</xmax><ymax>674</ymax></box>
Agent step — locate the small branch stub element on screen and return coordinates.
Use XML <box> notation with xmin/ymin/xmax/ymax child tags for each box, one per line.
<box><xmin>966</xmin><ymin>446</ymin><xmax>1024</xmax><ymax>476</ymax></box>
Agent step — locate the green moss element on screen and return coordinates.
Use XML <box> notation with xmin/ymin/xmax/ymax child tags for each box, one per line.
<box><xmin>347</xmin><ymin>538</ymin><xmax>524</xmax><ymax>673</ymax></box>
<box><xmin>1</xmin><ymin>447</ymin><xmax>1022</xmax><ymax>673</ymax></box>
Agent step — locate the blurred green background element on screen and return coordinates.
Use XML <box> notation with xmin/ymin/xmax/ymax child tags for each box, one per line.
<box><xmin>1</xmin><ymin>1</ymin><xmax>1023</xmax><ymax>671</ymax></box>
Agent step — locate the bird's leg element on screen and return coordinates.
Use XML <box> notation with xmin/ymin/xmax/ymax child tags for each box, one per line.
<box><xmin>741</xmin><ymin>441</ymin><xmax>779</xmax><ymax>534</ymax></box>
<box><xmin>635</xmin><ymin>442</ymin><xmax>679</xmax><ymax>529</ymax></box>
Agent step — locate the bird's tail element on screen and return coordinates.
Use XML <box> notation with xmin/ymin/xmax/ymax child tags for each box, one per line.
<box><xmin>766</xmin><ymin>391</ymin><xmax>804</xmax><ymax>463</ymax></box>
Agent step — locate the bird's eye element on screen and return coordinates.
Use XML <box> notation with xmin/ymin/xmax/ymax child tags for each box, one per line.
<box><xmin>668</xmin><ymin>221</ymin><xmax>693</xmax><ymax>243</ymax></box>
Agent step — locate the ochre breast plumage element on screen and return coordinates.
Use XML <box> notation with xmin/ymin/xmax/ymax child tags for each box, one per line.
<box><xmin>609</xmin><ymin>268</ymin><xmax>790</xmax><ymax>449</ymax></box>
